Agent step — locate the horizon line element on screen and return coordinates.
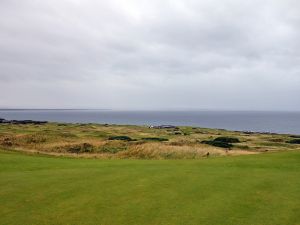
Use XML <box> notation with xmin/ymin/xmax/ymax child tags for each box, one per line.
<box><xmin>0</xmin><ymin>108</ymin><xmax>300</xmax><ymax>112</ymax></box>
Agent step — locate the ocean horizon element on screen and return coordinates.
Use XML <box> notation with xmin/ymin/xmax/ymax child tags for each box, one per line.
<box><xmin>1</xmin><ymin>109</ymin><xmax>300</xmax><ymax>135</ymax></box>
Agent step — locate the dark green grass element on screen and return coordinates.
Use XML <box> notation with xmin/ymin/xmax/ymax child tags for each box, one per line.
<box><xmin>1</xmin><ymin>150</ymin><xmax>300</xmax><ymax>225</ymax></box>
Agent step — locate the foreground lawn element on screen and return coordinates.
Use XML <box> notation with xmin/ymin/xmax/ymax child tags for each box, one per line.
<box><xmin>1</xmin><ymin>150</ymin><xmax>300</xmax><ymax>225</ymax></box>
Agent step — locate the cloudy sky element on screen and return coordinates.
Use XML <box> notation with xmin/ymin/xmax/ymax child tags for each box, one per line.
<box><xmin>0</xmin><ymin>0</ymin><xmax>299</xmax><ymax>110</ymax></box>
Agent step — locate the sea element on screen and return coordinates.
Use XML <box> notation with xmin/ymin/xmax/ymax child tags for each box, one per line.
<box><xmin>0</xmin><ymin>109</ymin><xmax>300</xmax><ymax>135</ymax></box>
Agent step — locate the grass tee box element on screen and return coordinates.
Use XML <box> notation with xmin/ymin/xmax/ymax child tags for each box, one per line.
<box><xmin>1</xmin><ymin>150</ymin><xmax>300</xmax><ymax>225</ymax></box>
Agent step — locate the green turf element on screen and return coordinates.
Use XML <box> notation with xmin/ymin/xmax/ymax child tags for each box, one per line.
<box><xmin>1</xmin><ymin>150</ymin><xmax>300</xmax><ymax>225</ymax></box>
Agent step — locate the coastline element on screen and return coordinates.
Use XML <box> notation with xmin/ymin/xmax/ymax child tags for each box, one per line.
<box><xmin>1</xmin><ymin>121</ymin><xmax>299</xmax><ymax>159</ymax></box>
<box><xmin>1</xmin><ymin>109</ymin><xmax>300</xmax><ymax>135</ymax></box>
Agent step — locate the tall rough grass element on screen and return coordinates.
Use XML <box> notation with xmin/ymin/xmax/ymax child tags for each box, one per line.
<box><xmin>116</xmin><ymin>143</ymin><xmax>248</xmax><ymax>159</ymax></box>
<box><xmin>0</xmin><ymin>123</ymin><xmax>293</xmax><ymax>159</ymax></box>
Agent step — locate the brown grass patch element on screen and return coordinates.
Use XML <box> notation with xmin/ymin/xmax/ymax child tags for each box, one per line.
<box><xmin>116</xmin><ymin>143</ymin><xmax>256</xmax><ymax>159</ymax></box>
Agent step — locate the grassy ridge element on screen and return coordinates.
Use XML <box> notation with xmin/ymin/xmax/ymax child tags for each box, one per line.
<box><xmin>1</xmin><ymin>150</ymin><xmax>300</xmax><ymax>225</ymax></box>
<box><xmin>1</xmin><ymin>123</ymin><xmax>300</xmax><ymax>159</ymax></box>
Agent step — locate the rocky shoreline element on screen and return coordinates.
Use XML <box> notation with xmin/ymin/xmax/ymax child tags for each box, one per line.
<box><xmin>0</xmin><ymin>118</ymin><xmax>47</xmax><ymax>125</ymax></box>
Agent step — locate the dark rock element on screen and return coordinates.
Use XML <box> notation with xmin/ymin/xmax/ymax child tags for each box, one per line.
<box><xmin>0</xmin><ymin>119</ymin><xmax>47</xmax><ymax>125</ymax></box>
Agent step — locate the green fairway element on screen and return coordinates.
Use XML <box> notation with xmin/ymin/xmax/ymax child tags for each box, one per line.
<box><xmin>1</xmin><ymin>150</ymin><xmax>300</xmax><ymax>225</ymax></box>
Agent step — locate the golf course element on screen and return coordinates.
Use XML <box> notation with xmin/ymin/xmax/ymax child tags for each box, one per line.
<box><xmin>2</xmin><ymin>0</ymin><xmax>300</xmax><ymax>224</ymax></box>
<box><xmin>1</xmin><ymin>149</ymin><xmax>300</xmax><ymax>225</ymax></box>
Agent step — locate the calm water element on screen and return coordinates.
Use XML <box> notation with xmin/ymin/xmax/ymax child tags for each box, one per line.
<box><xmin>0</xmin><ymin>110</ymin><xmax>300</xmax><ymax>134</ymax></box>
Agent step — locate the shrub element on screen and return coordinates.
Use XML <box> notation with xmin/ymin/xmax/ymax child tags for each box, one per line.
<box><xmin>99</xmin><ymin>146</ymin><xmax>126</xmax><ymax>154</ymax></box>
<box><xmin>201</xmin><ymin>140</ymin><xmax>233</xmax><ymax>148</ymax></box>
<box><xmin>290</xmin><ymin>135</ymin><xmax>300</xmax><ymax>138</ymax></box>
<box><xmin>108</xmin><ymin>136</ymin><xmax>133</xmax><ymax>141</ymax></box>
<box><xmin>67</xmin><ymin>145</ymin><xmax>81</xmax><ymax>153</ymax></box>
<box><xmin>269</xmin><ymin>138</ymin><xmax>284</xmax><ymax>143</ymax></box>
<box><xmin>201</xmin><ymin>136</ymin><xmax>240</xmax><ymax>148</ymax></box>
<box><xmin>236</xmin><ymin>145</ymin><xmax>250</xmax><ymax>150</ymax></box>
<box><xmin>214</xmin><ymin>137</ymin><xmax>240</xmax><ymax>143</ymax></box>
<box><xmin>24</xmin><ymin>134</ymin><xmax>47</xmax><ymax>144</ymax></box>
<box><xmin>287</xmin><ymin>139</ymin><xmax>300</xmax><ymax>144</ymax></box>
<box><xmin>58</xmin><ymin>132</ymin><xmax>77</xmax><ymax>138</ymax></box>
<box><xmin>0</xmin><ymin>136</ymin><xmax>14</xmax><ymax>146</ymax></box>
<box><xmin>67</xmin><ymin>143</ymin><xmax>95</xmax><ymax>153</ymax></box>
<box><xmin>141</xmin><ymin>137</ymin><xmax>168</xmax><ymax>142</ymax></box>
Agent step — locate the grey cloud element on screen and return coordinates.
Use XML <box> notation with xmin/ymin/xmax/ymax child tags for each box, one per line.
<box><xmin>0</xmin><ymin>0</ymin><xmax>299</xmax><ymax>110</ymax></box>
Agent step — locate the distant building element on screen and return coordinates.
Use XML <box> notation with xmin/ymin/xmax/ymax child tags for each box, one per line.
<box><xmin>149</xmin><ymin>125</ymin><xmax>178</xmax><ymax>129</ymax></box>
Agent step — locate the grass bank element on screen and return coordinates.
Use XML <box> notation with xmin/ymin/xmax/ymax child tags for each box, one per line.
<box><xmin>1</xmin><ymin>123</ymin><xmax>299</xmax><ymax>159</ymax></box>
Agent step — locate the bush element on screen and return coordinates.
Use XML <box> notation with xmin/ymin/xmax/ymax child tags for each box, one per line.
<box><xmin>141</xmin><ymin>137</ymin><xmax>168</xmax><ymax>142</ymax></box>
<box><xmin>0</xmin><ymin>136</ymin><xmax>14</xmax><ymax>147</ymax></box>
<box><xmin>287</xmin><ymin>139</ymin><xmax>300</xmax><ymax>144</ymax></box>
<box><xmin>269</xmin><ymin>138</ymin><xmax>284</xmax><ymax>143</ymax></box>
<box><xmin>99</xmin><ymin>146</ymin><xmax>126</xmax><ymax>154</ymax></box>
<box><xmin>25</xmin><ymin>134</ymin><xmax>47</xmax><ymax>144</ymax></box>
<box><xmin>108</xmin><ymin>136</ymin><xmax>133</xmax><ymax>141</ymax></box>
<box><xmin>201</xmin><ymin>140</ymin><xmax>233</xmax><ymax>148</ymax></box>
<box><xmin>67</xmin><ymin>143</ymin><xmax>95</xmax><ymax>153</ymax></box>
<box><xmin>58</xmin><ymin>132</ymin><xmax>77</xmax><ymax>138</ymax></box>
<box><xmin>214</xmin><ymin>137</ymin><xmax>240</xmax><ymax>143</ymax></box>
<box><xmin>290</xmin><ymin>135</ymin><xmax>300</xmax><ymax>138</ymax></box>
<box><xmin>201</xmin><ymin>136</ymin><xmax>240</xmax><ymax>148</ymax></box>
<box><xmin>236</xmin><ymin>145</ymin><xmax>250</xmax><ymax>150</ymax></box>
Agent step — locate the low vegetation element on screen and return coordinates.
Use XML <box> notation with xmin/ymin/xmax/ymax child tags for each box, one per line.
<box><xmin>1</xmin><ymin>123</ymin><xmax>300</xmax><ymax>224</ymax></box>
<box><xmin>0</xmin><ymin>123</ymin><xmax>300</xmax><ymax>159</ymax></box>
<box><xmin>141</xmin><ymin>137</ymin><xmax>169</xmax><ymax>142</ymax></box>
<box><xmin>290</xmin><ymin>135</ymin><xmax>300</xmax><ymax>138</ymax></box>
<box><xmin>201</xmin><ymin>140</ymin><xmax>233</xmax><ymax>148</ymax></box>
<box><xmin>287</xmin><ymin>139</ymin><xmax>300</xmax><ymax>144</ymax></box>
<box><xmin>1</xmin><ymin>150</ymin><xmax>300</xmax><ymax>225</ymax></box>
<box><xmin>108</xmin><ymin>135</ymin><xmax>134</xmax><ymax>141</ymax></box>
<box><xmin>201</xmin><ymin>136</ymin><xmax>240</xmax><ymax>148</ymax></box>
<box><xmin>58</xmin><ymin>143</ymin><xmax>95</xmax><ymax>153</ymax></box>
<box><xmin>214</xmin><ymin>136</ymin><xmax>240</xmax><ymax>143</ymax></box>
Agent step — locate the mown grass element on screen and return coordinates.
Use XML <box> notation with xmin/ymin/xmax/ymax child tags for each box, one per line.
<box><xmin>0</xmin><ymin>149</ymin><xmax>300</xmax><ymax>225</ymax></box>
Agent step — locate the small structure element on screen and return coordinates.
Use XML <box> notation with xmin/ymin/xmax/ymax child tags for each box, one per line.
<box><xmin>149</xmin><ymin>125</ymin><xmax>178</xmax><ymax>129</ymax></box>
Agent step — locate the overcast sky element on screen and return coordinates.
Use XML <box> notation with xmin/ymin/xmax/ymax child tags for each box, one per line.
<box><xmin>0</xmin><ymin>0</ymin><xmax>299</xmax><ymax>110</ymax></box>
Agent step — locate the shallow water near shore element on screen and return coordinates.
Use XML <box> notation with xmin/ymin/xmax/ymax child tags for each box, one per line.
<box><xmin>0</xmin><ymin>109</ymin><xmax>300</xmax><ymax>135</ymax></box>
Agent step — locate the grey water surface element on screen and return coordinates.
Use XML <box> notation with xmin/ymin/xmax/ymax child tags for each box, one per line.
<box><xmin>0</xmin><ymin>110</ymin><xmax>299</xmax><ymax>134</ymax></box>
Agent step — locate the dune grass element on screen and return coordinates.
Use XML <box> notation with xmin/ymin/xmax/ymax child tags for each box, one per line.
<box><xmin>1</xmin><ymin>123</ymin><xmax>300</xmax><ymax>159</ymax></box>
<box><xmin>1</xmin><ymin>149</ymin><xmax>300</xmax><ymax>225</ymax></box>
